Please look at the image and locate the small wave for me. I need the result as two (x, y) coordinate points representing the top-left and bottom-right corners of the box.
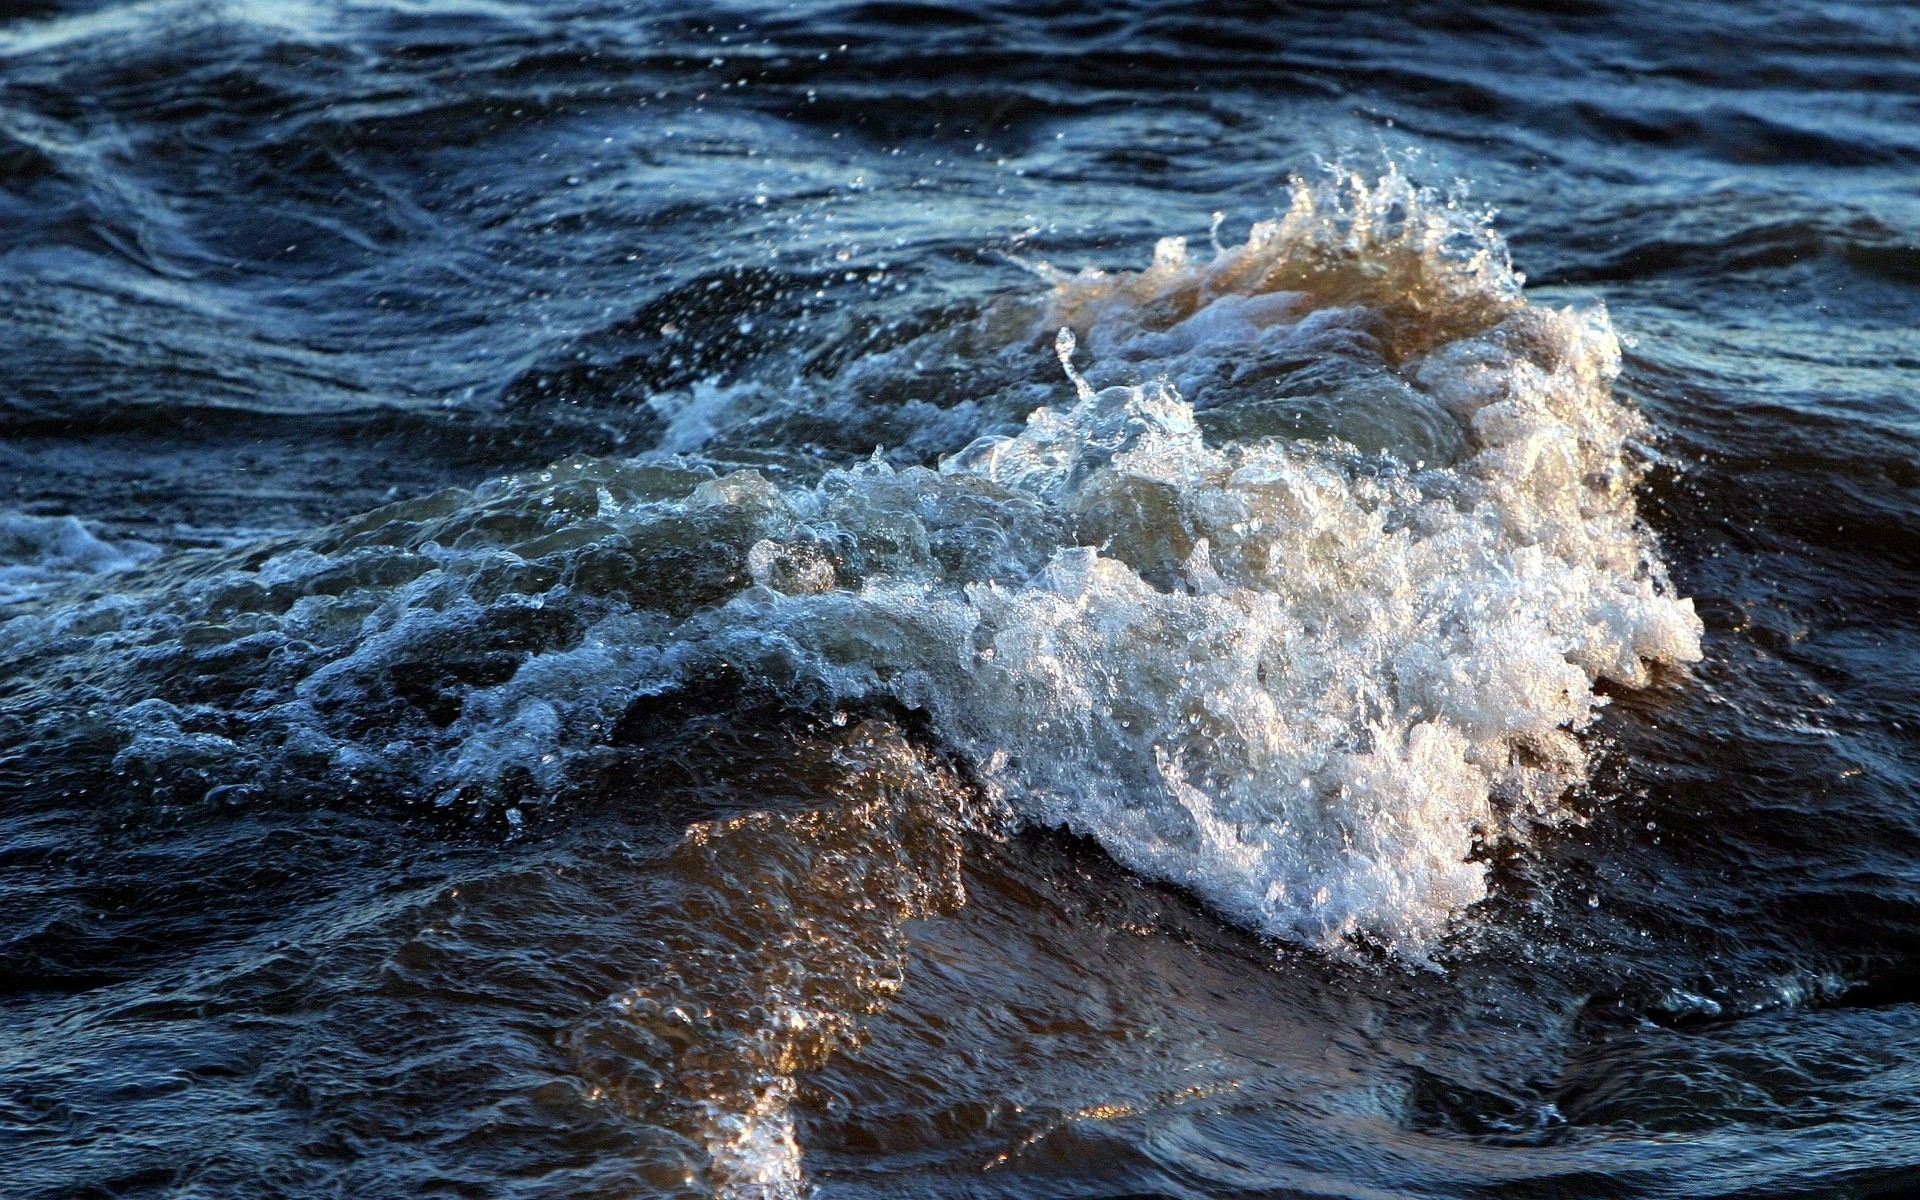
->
(0, 511), (158, 605)
(3, 168), (1700, 962)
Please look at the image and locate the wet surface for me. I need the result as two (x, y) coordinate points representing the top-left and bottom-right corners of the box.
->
(3, 2), (1919, 1197)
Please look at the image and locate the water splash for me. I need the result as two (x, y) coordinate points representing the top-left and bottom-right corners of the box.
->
(2, 168), (1701, 963)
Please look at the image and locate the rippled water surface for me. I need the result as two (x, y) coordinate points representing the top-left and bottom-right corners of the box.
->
(3, 2), (1919, 1197)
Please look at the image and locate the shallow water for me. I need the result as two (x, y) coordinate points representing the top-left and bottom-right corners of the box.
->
(3, 2), (1919, 1197)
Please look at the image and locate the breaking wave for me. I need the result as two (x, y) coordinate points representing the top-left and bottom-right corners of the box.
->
(2, 166), (1699, 960)
(0, 512), (159, 605)
(0, 164), (1710, 1198)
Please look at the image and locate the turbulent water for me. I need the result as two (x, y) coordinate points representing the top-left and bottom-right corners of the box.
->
(3, 2), (1918, 1198)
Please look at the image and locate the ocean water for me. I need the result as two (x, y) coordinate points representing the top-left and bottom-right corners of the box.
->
(2, 2), (1917, 1197)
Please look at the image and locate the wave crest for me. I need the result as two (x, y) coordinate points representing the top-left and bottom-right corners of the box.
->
(1, 168), (1701, 959)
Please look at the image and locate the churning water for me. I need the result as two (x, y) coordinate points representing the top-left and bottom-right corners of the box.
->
(2, 2), (1918, 1198)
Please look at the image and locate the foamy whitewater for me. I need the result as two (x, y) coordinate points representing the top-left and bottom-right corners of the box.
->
(649, 187), (1705, 953)
(0, 170), (1705, 1197)
(8, 5), (1916, 1199)
(2, 169), (1700, 963)
(0, 513), (158, 605)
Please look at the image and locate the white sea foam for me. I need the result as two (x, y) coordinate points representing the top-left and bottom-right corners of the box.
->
(666, 313), (1700, 953)
(0, 512), (159, 605)
(599, 169), (1705, 955)
(0, 169), (1707, 1200)
(4, 168), (1701, 960)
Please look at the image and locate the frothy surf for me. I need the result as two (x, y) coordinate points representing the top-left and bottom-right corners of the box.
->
(671, 305), (1700, 953)
(0, 166), (1702, 1195)
(0, 513), (159, 605)
(1, 167), (1701, 954)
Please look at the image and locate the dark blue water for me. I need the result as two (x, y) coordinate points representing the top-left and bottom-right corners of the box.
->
(3, 2), (1919, 1197)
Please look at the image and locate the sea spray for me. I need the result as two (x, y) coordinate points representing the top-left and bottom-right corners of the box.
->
(1, 168), (1700, 960)
(0, 167), (1711, 1200)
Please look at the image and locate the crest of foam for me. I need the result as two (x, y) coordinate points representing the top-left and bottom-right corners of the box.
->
(658, 169), (1702, 955)
(0, 513), (159, 606)
(2, 169), (1703, 961)
(694, 309), (1699, 954)
(1037, 162), (1524, 366)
